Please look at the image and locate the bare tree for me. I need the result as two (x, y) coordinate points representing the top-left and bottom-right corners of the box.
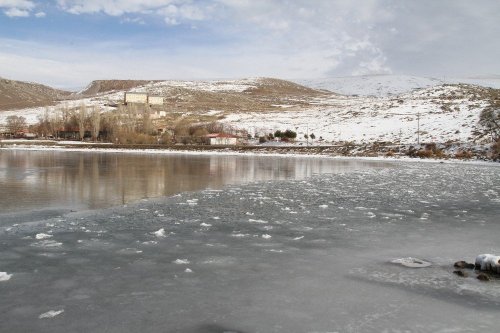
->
(479, 107), (500, 141)
(90, 105), (101, 141)
(6, 115), (27, 134)
(78, 103), (87, 140)
(141, 103), (152, 134)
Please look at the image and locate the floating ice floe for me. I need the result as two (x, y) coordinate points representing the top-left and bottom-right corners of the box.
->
(30, 240), (63, 248)
(184, 268), (193, 273)
(153, 228), (166, 238)
(39, 309), (64, 319)
(173, 259), (190, 265)
(319, 204), (328, 209)
(118, 248), (143, 254)
(200, 223), (212, 227)
(293, 236), (304, 240)
(261, 234), (272, 239)
(475, 254), (500, 273)
(0, 272), (12, 282)
(186, 199), (198, 206)
(249, 219), (267, 224)
(231, 233), (249, 238)
(391, 257), (432, 268)
(35, 233), (52, 240)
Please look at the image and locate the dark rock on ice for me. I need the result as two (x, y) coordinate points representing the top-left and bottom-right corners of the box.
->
(454, 261), (475, 269)
(477, 273), (491, 282)
(453, 270), (468, 277)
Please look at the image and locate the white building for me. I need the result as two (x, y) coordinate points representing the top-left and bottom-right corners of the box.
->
(124, 93), (164, 106)
(148, 96), (164, 106)
(206, 133), (239, 145)
(124, 92), (148, 104)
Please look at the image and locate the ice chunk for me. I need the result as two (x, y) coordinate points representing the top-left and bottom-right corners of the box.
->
(391, 257), (431, 268)
(153, 228), (166, 238)
(262, 234), (272, 239)
(35, 233), (53, 240)
(39, 309), (64, 319)
(31, 240), (63, 248)
(184, 268), (193, 273)
(475, 254), (500, 273)
(249, 219), (268, 224)
(319, 204), (328, 209)
(173, 259), (190, 265)
(0, 272), (12, 282)
(231, 233), (249, 238)
(200, 223), (212, 227)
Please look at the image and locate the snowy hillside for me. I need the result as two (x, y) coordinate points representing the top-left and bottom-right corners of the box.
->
(296, 75), (443, 97)
(1, 77), (497, 146)
(223, 83), (496, 144)
(296, 74), (500, 97)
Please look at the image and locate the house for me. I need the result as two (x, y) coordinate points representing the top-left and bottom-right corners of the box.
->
(206, 133), (239, 145)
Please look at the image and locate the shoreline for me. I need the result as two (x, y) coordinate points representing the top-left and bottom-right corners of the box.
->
(1, 140), (498, 166)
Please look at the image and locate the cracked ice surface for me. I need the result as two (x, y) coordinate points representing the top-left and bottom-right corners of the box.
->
(0, 161), (499, 332)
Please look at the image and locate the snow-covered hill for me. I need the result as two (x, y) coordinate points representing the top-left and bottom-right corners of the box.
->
(296, 74), (500, 97)
(1, 76), (498, 146)
(296, 75), (443, 97)
(224, 83), (498, 145)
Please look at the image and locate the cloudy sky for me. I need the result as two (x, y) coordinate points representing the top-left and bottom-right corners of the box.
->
(0, 0), (499, 89)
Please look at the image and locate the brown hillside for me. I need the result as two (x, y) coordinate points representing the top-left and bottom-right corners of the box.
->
(80, 80), (162, 95)
(243, 78), (327, 98)
(139, 78), (328, 113)
(0, 78), (70, 111)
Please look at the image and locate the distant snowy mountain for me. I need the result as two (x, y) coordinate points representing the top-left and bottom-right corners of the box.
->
(295, 75), (443, 97)
(295, 74), (500, 97)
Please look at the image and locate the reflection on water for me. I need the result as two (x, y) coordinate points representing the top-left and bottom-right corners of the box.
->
(0, 150), (394, 213)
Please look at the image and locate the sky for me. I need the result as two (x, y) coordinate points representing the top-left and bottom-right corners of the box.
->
(0, 0), (499, 89)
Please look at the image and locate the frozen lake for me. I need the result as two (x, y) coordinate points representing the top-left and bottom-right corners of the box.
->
(1, 150), (500, 332)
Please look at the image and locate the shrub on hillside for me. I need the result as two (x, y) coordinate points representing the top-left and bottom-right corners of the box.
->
(415, 149), (433, 158)
(492, 138), (500, 161)
(455, 150), (473, 159)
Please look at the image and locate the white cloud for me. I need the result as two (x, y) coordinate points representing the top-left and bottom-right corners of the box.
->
(4, 7), (29, 16)
(0, 0), (35, 17)
(2, 0), (499, 85)
(57, 0), (210, 26)
(34, 11), (45, 17)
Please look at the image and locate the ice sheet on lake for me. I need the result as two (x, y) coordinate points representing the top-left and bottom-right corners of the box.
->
(1, 161), (499, 332)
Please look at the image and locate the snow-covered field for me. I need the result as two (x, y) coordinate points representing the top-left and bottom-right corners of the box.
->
(224, 84), (490, 144)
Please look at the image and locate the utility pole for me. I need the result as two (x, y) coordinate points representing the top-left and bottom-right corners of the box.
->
(417, 110), (420, 145)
